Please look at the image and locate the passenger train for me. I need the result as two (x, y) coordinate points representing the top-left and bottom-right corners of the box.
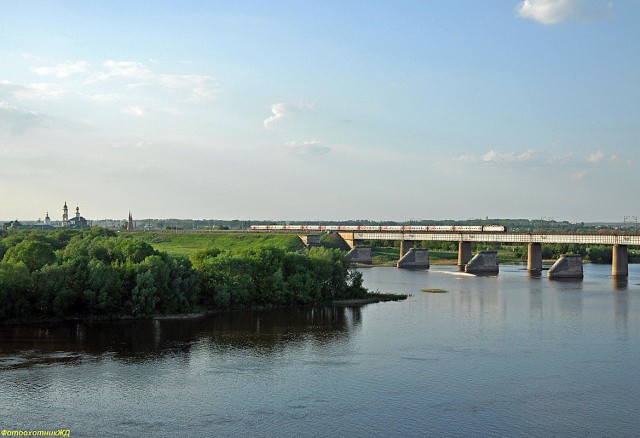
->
(249, 224), (507, 232)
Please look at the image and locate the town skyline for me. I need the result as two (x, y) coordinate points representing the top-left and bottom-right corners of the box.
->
(2, 1), (639, 222)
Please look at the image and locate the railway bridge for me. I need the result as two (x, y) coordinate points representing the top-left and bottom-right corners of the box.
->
(337, 231), (640, 278)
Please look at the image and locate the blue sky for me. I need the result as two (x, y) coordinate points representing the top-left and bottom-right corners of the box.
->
(1, 0), (638, 222)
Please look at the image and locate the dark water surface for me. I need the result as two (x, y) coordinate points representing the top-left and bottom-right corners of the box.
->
(1, 263), (639, 437)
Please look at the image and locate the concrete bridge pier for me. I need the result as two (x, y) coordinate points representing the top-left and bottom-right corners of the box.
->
(458, 241), (472, 272)
(612, 244), (628, 278)
(337, 232), (362, 249)
(400, 240), (413, 258)
(397, 248), (430, 269)
(527, 243), (542, 275)
(465, 251), (499, 275)
(548, 254), (583, 279)
(299, 234), (321, 248)
(346, 247), (372, 265)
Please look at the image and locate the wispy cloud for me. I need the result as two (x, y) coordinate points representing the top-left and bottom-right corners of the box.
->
(546, 152), (574, 164)
(263, 102), (314, 128)
(88, 60), (152, 82)
(587, 150), (605, 163)
(0, 101), (44, 133)
(121, 106), (147, 117)
(285, 140), (331, 156)
(516, 0), (614, 24)
(108, 140), (153, 150)
(18, 59), (219, 103)
(571, 170), (587, 180)
(482, 149), (537, 163)
(34, 61), (90, 78)
(12, 83), (69, 100)
(89, 60), (220, 101)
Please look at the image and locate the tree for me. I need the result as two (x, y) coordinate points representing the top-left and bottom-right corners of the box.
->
(0, 261), (32, 319)
(113, 238), (157, 264)
(3, 239), (56, 272)
(131, 270), (159, 317)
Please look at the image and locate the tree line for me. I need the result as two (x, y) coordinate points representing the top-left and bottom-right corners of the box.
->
(0, 228), (368, 322)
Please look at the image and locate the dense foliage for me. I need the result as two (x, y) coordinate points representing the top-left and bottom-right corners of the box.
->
(0, 229), (367, 322)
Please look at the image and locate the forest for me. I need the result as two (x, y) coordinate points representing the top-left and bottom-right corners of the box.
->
(0, 228), (368, 322)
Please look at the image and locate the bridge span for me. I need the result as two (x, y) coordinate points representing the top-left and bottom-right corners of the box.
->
(337, 231), (640, 278)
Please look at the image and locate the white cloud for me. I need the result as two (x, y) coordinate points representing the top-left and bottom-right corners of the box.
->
(121, 106), (147, 117)
(157, 74), (220, 101)
(546, 152), (574, 164)
(482, 149), (536, 163)
(88, 93), (123, 102)
(109, 140), (153, 149)
(0, 101), (17, 110)
(587, 150), (604, 162)
(286, 140), (331, 156)
(12, 83), (69, 100)
(0, 101), (43, 133)
(90, 60), (153, 82)
(516, 0), (614, 24)
(263, 102), (314, 128)
(87, 61), (220, 101)
(571, 170), (587, 180)
(34, 61), (90, 78)
(8, 59), (220, 109)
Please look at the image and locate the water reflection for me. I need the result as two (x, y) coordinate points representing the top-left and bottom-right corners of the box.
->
(0, 306), (362, 370)
(612, 277), (628, 290)
(613, 289), (629, 341)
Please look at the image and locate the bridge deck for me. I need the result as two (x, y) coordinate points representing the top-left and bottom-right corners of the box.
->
(351, 232), (640, 246)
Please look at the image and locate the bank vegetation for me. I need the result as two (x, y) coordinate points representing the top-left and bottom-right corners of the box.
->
(0, 229), (370, 323)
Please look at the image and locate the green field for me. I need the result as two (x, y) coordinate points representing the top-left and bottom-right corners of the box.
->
(126, 233), (537, 264)
(127, 232), (305, 256)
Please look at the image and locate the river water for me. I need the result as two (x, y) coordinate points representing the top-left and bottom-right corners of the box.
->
(1, 263), (639, 437)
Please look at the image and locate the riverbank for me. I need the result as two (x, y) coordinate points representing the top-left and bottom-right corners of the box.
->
(0, 295), (412, 326)
(332, 293), (409, 305)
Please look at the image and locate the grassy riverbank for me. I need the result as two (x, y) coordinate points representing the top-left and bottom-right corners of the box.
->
(129, 232), (305, 256)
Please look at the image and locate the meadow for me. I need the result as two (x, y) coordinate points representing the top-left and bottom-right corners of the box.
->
(128, 232), (305, 256)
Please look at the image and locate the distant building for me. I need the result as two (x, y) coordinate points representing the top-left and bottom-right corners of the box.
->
(58, 202), (87, 229)
(44, 212), (51, 226)
(127, 211), (134, 231)
(68, 206), (88, 229)
(62, 202), (69, 227)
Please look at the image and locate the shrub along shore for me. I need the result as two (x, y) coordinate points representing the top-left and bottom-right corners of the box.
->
(0, 229), (405, 324)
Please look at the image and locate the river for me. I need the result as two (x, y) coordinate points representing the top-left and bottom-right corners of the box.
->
(1, 263), (639, 437)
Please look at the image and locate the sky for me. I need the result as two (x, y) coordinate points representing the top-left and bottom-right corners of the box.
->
(1, 0), (639, 222)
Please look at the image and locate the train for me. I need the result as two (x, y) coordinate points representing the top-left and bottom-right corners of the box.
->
(249, 224), (507, 232)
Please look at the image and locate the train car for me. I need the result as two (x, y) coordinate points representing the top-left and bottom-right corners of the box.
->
(252, 223), (508, 233)
(428, 225), (455, 232)
(403, 225), (430, 231)
(482, 225), (507, 232)
(453, 225), (483, 232)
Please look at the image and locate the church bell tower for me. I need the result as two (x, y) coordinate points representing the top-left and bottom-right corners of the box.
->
(62, 202), (69, 226)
